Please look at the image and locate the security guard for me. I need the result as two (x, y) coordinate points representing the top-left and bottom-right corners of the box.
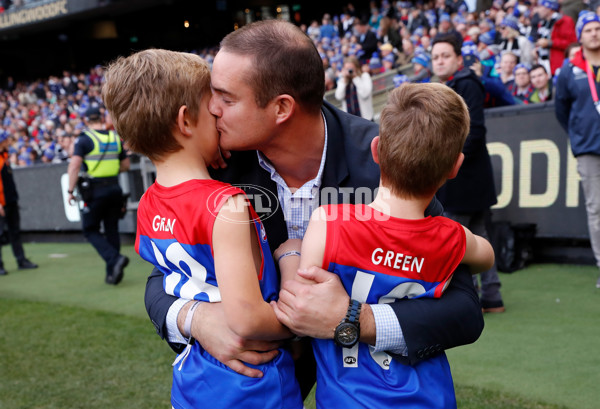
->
(67, 106), (130, 285)
(0, 131), (38, 276)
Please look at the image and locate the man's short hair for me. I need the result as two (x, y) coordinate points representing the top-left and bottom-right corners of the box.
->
(530, 63), (547, 74)
(378, 83), (469, 198)
(220, 20), (325, 115)
(102, 49), (211, 162)
(432, 33), (463, 56)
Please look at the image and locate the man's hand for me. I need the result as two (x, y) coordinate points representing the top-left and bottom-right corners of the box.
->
(68, 193), (76, 206)
(273, 266), (350, 339)
(189, 302), (281, 378)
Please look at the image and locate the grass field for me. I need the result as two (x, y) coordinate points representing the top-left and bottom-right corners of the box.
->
(1, 242), (599, 408)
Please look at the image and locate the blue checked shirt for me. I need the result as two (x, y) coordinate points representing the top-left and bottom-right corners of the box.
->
(167, 115), (406, 355)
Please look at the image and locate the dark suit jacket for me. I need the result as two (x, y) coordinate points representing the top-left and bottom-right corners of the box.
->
(359, 30), (378, 62)
(437, 68), (497, 213)
(144, 101), (484, 368)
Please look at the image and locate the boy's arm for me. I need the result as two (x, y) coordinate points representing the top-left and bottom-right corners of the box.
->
(273, 239), (302, 285)
(298, 207), (327, 271)
(213, 194), (291, 340)
(461, 226), (495, 274)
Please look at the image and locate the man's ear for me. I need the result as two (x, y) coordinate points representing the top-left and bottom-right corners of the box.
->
(370, 136), (380, 164)
(273, 94), (295, 125)
(448, 152), (464, 179)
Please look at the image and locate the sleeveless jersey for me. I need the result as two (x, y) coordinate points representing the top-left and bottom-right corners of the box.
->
(313, 204), (466, 409)
(136, 179), (302, 409)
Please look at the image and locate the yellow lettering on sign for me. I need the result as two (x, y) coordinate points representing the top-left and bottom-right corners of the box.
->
(519, 139), (560, 208)
(489, 142), (513, 210)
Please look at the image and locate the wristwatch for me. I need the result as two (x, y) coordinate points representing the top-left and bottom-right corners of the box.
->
(334, 299), (361, 348)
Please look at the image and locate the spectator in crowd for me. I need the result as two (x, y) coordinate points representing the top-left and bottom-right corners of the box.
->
(354, 17), (379, 62)
(499, 14), (534, 65)
(0, 132), (38, 276)
(378, 15), (403, 50)
(379, 42), (398, 70)
(407, 6), (431, 35)
(335, 56), (374, 121)
(463, 42), (517, 107)
(144, 19), (484, 401)
(397, 37), (416, 66)
(510, 63), (535, 103)
(432, 33), (505, 314)
(528, 63), (553, 102)
(533, 0), (577, 76)
(394, 52), (432, 86)
(319, 13), (337, 40)
(306, 19), (321, 41)
(338, 12), (355, 36)
(67, 106), (130, 285)
(499, 51), (518, 89)
(555, 11), (600, 288)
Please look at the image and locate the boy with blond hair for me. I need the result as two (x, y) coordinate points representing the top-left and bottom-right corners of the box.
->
(102, 49), (302, 409)
(276, 82), (494, 408)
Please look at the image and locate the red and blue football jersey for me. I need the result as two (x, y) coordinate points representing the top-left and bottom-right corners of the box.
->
(136, 179), (302, 409)
(313, 203), (466, 409)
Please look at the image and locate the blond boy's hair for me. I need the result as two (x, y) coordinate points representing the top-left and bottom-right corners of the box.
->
(378, 82), (470, 198)
(102, 49), (211, 161)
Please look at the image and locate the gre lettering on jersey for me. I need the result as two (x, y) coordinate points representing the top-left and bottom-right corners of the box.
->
(151, 240), (221, 301)
(153, 215), (176, 235)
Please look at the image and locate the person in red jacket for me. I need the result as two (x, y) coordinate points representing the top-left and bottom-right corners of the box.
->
(534, 0), (577, 76)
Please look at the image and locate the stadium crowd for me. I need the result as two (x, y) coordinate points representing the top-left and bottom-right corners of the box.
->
(0, 0), (597, 168)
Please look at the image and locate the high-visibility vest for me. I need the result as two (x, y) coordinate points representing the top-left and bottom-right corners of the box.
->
(83, 129), (122, 178)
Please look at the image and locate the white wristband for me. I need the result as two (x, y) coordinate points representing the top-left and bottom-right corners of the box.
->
(277, 251), (301, 263)
(184, 301), (200, 341)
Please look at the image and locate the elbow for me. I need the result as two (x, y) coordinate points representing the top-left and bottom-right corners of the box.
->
(225, 304), (267, 339)
(461, 296), (485, 345)
(228, 317), (261, 339)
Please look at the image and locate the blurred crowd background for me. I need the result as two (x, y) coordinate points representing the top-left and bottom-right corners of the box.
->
(0, 0), (595, 167)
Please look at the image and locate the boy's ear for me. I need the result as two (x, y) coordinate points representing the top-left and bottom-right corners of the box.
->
(176, 105), (192, 137)
(370, 136), (380, 164)
(447, 152), (464, 179)
(273, 94), (295, 125)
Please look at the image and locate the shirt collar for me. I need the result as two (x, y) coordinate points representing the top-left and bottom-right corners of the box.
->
(257, 112), (328, 192)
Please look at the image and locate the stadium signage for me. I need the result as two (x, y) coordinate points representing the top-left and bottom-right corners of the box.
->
(485, 103), (587, 239)
(0, 0), (68, 29)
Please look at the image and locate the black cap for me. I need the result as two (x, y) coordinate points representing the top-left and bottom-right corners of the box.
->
(85, 106), (102, 120)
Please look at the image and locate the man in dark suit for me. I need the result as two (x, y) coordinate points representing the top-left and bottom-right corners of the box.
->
(354, 17), (379, 63)
(144, 20), (484, 398)
(432, 33), (505, 313)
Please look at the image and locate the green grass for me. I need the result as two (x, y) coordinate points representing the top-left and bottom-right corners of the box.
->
(1, 242), (599, 408)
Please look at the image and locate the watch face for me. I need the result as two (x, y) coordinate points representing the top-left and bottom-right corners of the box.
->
(335, 322), (359, 348)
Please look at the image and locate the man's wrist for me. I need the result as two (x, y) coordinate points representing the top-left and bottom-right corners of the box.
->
(370, 303), (407, 355)
(167, 298), (191, 344)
